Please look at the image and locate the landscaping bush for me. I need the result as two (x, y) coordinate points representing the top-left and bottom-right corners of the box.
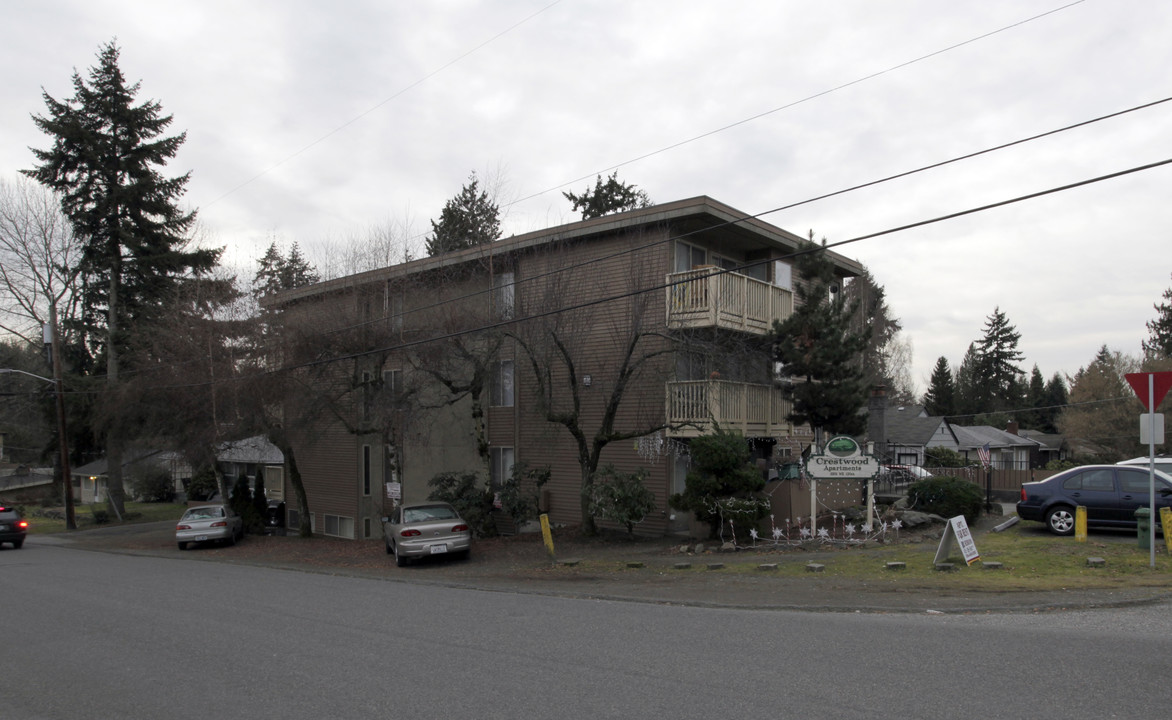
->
(427, 464), (551, 537)
(186, 468), (219, 501)
(589, 465), (657, 536)
(229, 475), (264, 534)
(669, 428), (766, 539)
(924, 447), (968, 468)
(907, 475), (983, 524)
(130, 466), (176, 503)
(428, 471), (494, 536)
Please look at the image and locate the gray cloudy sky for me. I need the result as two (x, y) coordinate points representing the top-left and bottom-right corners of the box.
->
(2, 0), (1170, 394)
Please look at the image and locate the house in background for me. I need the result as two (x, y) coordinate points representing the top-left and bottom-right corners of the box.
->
(951, 424), (1037, 470)
(217, 435), (285, 504)
(267, 196), (864, 538)
(72, 450), (193, 504)
(864, 393), (957, 467)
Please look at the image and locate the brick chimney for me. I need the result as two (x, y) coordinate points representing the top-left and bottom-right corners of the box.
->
(868, 385), (887, 460)
(1006, 420), (1019, 436)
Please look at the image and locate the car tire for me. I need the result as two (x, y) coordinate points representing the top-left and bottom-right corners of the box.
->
(12, 538), (23, 549)
(177, 542), (187, 551)
(225, 532), (236, 547)
(394, 542), (409, 567)
(1046, 506), (1076, 536)
(385, 541), (392, 555)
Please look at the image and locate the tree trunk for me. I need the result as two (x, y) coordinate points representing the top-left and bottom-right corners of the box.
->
(104, 258), (127, 518)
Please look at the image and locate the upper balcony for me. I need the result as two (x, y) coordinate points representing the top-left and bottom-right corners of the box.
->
(665, 379), (793, 439)
(665, 267), (793, 336)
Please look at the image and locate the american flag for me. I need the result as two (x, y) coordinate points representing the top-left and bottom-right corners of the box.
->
(977, 443), (991, 469)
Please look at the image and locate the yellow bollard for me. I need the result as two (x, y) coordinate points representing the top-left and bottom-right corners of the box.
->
(1161, 507), (1172, 555)
(1075, 506), (1087, 543)
(539, 513), (556, 558)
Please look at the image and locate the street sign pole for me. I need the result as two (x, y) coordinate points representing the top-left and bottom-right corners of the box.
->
(1148, 375), (1156, 569)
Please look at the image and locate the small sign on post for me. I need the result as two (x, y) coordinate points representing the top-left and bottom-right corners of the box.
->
(934, 515), (980, 566)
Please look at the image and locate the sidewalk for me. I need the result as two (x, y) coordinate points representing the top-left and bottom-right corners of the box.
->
(38, 519), (1171, 614)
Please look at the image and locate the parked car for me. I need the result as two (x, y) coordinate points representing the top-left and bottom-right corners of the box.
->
(1117, 455), (1172, 477)
(383, 502), (471, 567)
(876, 464), (932, 486)
(176, 504), (244, 550)
(1016, 464), (1172, 535)
(0, 504), (29, 549)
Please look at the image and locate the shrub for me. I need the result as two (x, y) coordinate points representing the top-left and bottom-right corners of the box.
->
(130, 466), (176, 503)
(589, 465), (657, 536)
(186, 468), (219, 501)
(924, 447), (968, 468)
(229, 475), (264, 534)
(669, 429), (765, 538)
(496, 462), (550, 527)
(907, 475), (984, 524)
(90, 505), (110, 524)
(428, 471), (494, 536)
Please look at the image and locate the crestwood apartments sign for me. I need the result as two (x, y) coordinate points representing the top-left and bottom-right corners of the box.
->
(805, 436), (880, 480)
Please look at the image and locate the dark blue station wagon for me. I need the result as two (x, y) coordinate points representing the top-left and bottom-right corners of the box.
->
(1016, 464), (1172, 535)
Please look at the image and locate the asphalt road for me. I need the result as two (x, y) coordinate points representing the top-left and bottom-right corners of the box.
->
(3, 539), (1171, 719)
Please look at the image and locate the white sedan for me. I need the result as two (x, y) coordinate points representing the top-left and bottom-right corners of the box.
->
(176, 505), (244, 550)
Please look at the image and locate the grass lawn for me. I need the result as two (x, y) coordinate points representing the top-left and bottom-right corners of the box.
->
(24, 502), (187, 534)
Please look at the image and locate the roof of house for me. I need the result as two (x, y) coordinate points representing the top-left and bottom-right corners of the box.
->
(1017, 429), (1064, 451)
(266, 195), (867, 305)
(951, 425), (1039, 451)
(881, 405), (950, 446)
(217, 435), (283, 465)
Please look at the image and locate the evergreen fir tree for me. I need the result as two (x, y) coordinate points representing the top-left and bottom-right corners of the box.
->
(771, 236), (870, 436)
(1143, 274), (1172, 359)
(24, 40), (218, 516)
(562, 172), (651, 220)
(976, 306), (1025, 410)
(426, 172), (501, 256)
(923, 356), (956, 417)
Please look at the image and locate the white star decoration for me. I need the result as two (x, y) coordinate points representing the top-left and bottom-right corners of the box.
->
(800, 527), (812, 539)
(817, 527), (830, 539)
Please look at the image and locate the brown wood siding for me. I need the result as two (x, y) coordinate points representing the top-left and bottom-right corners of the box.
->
(512, 227), (674, 534)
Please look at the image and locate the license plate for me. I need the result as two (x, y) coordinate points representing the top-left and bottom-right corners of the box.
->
(0, 524), (7, 532)
(429, 544), (447, 554)
(195, 535), (208, 542)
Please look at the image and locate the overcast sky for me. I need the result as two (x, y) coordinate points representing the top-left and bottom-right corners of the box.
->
(2, 0), (1170, 395)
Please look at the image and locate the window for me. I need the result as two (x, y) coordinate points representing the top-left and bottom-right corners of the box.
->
(773, 260), (793, 291)
(264, 466), (284, 501)
(363, 517), (372, 539)
(675, 241), (706, 273)
(494, 271), (515, 319)
(288, 508), (300, 529)
(362, 371), (372, 421)
(492, 359), (514, 407)
(1063, 469), (1114, 492)
(323, 514), (355, 539)
(490, 447), (515, 489)
(362, 444), (371, 496)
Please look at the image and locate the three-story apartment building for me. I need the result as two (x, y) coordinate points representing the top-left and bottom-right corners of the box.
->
(267, 196), (863, 538)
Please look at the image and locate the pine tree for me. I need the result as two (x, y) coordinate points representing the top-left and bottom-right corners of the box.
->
(425, 172), (501, 256)
(253, 240), (319, 300)
(24, 41), (218, 516)
(923, 356), (956, 417)
(844, 267), (904, 397)
(1143, 274), (1172, 359)
(954, 343), (983, 418)
(976, 306), (1025, 410)
(562, 172), (651, 220)
(772, 236), (870, 436)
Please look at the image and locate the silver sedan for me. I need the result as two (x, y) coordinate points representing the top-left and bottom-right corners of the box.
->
(383, 502), (471, 567)
(176, 505), (244, 550)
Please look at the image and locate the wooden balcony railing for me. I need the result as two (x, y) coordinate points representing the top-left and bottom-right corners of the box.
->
(666, 268), (793, 335)
(665, 380), (792, 438)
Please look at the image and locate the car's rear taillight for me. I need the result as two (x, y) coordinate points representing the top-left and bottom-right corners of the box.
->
(176, 524), (191, 530)
(1020, 487), (1027, 501)
(17, 520), (28, 530)
(211, 521), (227, 528)
(400, 529), (422, 537)
(452, 524), (469, 532)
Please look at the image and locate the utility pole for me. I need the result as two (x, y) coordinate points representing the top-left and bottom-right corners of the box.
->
(47, 307), (76, 529)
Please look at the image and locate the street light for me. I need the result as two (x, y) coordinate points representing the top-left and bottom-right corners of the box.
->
(0, 367), (75, 529)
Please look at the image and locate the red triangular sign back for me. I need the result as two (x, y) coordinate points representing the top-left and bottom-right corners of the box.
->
(1125, 372), (1172, 411)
